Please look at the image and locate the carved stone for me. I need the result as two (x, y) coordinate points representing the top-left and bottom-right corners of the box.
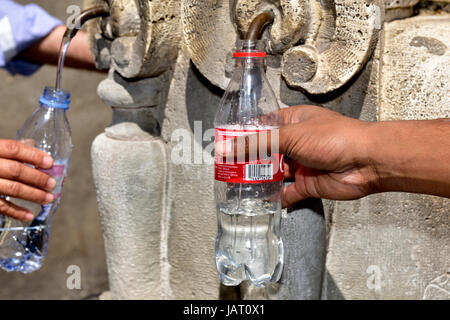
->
(183, 0), (384, 94)
(86, 0), (450, 300)
(91, 123), (169, 299)
(233, 0), (308, 53)
(86, 0), (182, 78)
(182, 0), (237, 89)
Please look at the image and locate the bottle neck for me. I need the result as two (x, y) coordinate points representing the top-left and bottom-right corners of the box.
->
(234, 57), (265, 69)
(37, 105), (68, 126)
(40, 86), (70, 111)
(40, 104), (67, 114)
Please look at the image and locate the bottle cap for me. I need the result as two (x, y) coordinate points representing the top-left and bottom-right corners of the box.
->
(233, 40), (266, 58)
(233, 51), (266, 58)
(39, 86), (71, 110)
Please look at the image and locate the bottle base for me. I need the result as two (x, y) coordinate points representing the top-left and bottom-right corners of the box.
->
(216, 251), (283, 288)
(219, 272), (273, 288)
(0, 254), (43, 273)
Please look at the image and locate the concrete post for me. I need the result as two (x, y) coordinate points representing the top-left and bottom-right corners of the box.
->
(91, 71), (173, 299)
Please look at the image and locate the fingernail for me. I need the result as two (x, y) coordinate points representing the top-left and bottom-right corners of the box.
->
(47, 178), (56, 190)
(45, 193), (54, 203)
(42, 155), (53, 168)
(24, 213), (34, 221)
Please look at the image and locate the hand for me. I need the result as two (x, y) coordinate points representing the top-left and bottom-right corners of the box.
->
(216, 105), (450, 208)
(216, 105), (378, 207)
(0, 140), (56, 221)
(273, 106), (379, 207)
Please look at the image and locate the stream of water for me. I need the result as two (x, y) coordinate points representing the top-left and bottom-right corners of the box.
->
(55, 33), (72, 91)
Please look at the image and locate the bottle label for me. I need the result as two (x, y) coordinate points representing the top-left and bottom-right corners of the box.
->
(40, 161), (68, 200)
(215, 128), (284, 183)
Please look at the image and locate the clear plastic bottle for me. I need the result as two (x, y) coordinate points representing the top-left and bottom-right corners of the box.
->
(0, 87), (73, 273)
(214, 40), (284, 287)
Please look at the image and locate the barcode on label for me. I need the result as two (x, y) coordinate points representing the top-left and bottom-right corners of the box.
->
(245, 164), (273, 181)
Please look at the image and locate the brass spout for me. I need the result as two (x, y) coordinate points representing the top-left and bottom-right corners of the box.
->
(64, 5), (110, 40)
(244, 11), (275, 41)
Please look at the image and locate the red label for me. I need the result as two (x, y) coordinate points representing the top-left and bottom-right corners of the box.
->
(215, 128), (284, 183)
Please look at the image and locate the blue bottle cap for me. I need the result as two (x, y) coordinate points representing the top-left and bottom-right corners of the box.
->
(39, 86), (71, 110)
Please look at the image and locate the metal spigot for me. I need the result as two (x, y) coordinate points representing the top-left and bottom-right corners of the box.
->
(64, 4), (110, 40)
(244, 11), (275, 41)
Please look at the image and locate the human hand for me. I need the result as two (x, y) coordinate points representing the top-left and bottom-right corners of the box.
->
(216, 105), (450, 207)
(0, 140), (55, 221)
(216, 105), (379, 207)
(273, 106), (380, 207)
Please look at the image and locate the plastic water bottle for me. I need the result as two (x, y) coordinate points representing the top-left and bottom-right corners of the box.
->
(214, 40), (284, 287)
(0, 87), (73, 273)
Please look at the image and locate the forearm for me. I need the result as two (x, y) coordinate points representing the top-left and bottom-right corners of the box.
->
(17, 25), (97, 71)
(367, 119), (450, 197)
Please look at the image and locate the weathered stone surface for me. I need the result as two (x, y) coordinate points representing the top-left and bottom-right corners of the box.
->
(379, 15), (450, 120)
(107, 0), (140, 37)
(384, 0), (419, 9)
(322, 14), (450, 300)
(383, 0), (418, 21)
(159, 50), (222, 299)
(88, 0), (450, 301)
(423, 273), (450, 300)
(281, 45), (318, 83)
(183, 0), (383, 95)
(85, 0), (112, 70)
(282, 0), (384, 94)
(323, 193), (449, 299)
(97, 69), (161, 107)
(91, 127), (169, 299)
(182, 0), (237, 89)
(87, 0), (182, 78)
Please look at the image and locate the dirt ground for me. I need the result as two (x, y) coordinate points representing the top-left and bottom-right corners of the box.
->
(0, 0), (110, 299)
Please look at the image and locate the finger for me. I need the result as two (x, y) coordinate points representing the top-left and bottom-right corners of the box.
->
(0, 179), (54, 205)
(258, 105), (320, 126)
(278, 105), (342, 125)
(215, 106), (342, 161)
(0, 159), (56, 191)
(0, 140), (53, 169)
(19, 139), (36, 147)
(0, 197), (34, 221)
(283, 157), (295, 180)
(216, 128), (281, 162)
(216, 124), (301, 163)
(282, 182), (307, 208)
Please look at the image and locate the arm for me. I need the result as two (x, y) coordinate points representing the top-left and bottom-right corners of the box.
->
(216, 105), (450, 207)
(17, 25), (96, 71)
(367, 118), (450, 198)
(0, 1), (97, 75)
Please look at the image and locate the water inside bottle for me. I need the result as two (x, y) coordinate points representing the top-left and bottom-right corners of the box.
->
(0, 202), (50, 273)
(0, 161), (67, 272)
(215, 197), (284, 287)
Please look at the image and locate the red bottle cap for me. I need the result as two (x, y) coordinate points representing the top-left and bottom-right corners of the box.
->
(233, 51), (266, 58)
